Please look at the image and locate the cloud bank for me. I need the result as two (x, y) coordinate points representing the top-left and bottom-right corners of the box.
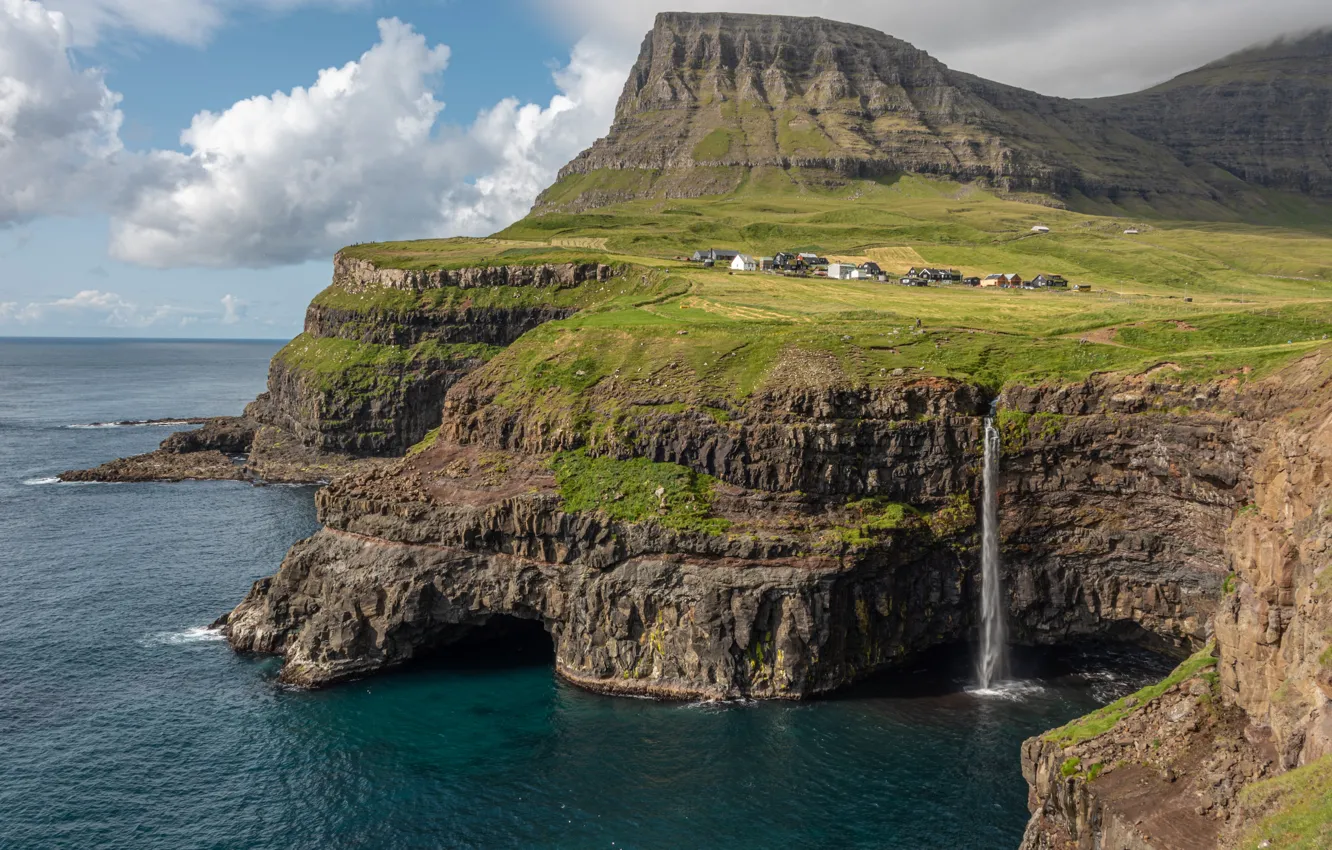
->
(0, 0), (628, 268)
(0, 287), (211, 327)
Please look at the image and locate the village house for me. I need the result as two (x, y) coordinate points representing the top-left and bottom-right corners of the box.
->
(858, 261), (882, 278)
(962, 276), (982, 286)
(760, 257), (775, 271)
(1030, 274), (1069, 288)
(692, 248), (740, 263)
(982, 273), (1023, 288)
(730, 254), (759, 272)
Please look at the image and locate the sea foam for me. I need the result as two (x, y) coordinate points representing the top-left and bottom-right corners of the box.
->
(146, 626), (227, 646)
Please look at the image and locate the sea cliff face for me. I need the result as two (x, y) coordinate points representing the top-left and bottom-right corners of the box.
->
(188, 244), (1332, 845)
(61, 254), (621, 483)
(1017, 356), (1332, 849)
(219, 343), (1265, 698)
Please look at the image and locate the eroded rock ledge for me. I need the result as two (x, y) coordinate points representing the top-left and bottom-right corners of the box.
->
(218, 363), (1273, 698)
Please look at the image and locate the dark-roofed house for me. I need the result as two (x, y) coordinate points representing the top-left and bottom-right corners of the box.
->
(1031, 274), (1069, 288)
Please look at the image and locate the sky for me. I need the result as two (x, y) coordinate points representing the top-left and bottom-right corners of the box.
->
(1, 0), (1329, 339)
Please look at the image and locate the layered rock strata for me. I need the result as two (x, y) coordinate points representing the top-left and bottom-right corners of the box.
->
(1019, 354), (1332, 848)
(220, 363), (1269, 696)
(63, 256), (615, 483)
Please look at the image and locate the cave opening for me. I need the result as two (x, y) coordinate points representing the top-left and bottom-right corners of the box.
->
(417, 614), (556, 671)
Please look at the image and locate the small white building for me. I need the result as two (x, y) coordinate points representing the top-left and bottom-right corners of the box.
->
(1031, 225), (1050, 233)
(1124, 228), (1140, 235)
(730, 254), (758, 272)
(827, 263), (856, 280)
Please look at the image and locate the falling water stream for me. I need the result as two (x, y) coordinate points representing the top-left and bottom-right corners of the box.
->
(977, 416), (1009, 689)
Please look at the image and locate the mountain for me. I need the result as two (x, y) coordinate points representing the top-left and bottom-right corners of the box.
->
(538, 12), (1332, 220)
(1087, 29), (1332, 196)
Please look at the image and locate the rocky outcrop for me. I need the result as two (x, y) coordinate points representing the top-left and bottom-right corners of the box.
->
(1018, 355), (1332, 849)
(1019, 649), (1278, 850)
(246, 344), (487, 457)
(220, 438), (974, 695)
(242, 255), (621, 459)
(331, 254), (614, 293)
(59, 416), (387, 484)
(60, 256), (624, 484)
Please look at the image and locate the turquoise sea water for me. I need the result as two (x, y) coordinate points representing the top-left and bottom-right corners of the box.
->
(0, 339), (1173, 849)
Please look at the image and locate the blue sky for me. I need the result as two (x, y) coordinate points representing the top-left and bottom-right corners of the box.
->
(1, 0), (1328, 339)
(1, 0), (589, 339)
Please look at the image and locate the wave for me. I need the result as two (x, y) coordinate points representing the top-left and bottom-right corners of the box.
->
(68, 418), (208, 429)
(965, 680), (1048, 701)
(23, 477), (61, 486)
(144, 626), (227, 646)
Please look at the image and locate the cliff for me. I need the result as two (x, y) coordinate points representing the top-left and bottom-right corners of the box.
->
(218, 355), (1267, 696)
(1018, 354), (1332, 849)
(61, 253), (622, 484)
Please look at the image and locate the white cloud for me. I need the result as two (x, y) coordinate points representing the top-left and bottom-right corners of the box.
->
(434, 37), (627, 235)
(535, 0), (1332, 98)
(43, 0), (363, 47)
(220, 293), (246, 324)
(107, 17), (628, 268)
(0, 0), (123, 223)
(0, 288), (210, 326)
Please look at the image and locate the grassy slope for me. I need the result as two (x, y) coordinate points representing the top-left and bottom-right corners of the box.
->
(322, 175), (1332, 420)
(1239, 755), (1332, 849)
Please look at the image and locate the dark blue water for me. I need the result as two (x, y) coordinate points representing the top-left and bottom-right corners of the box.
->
(0, 338), (1173, 850)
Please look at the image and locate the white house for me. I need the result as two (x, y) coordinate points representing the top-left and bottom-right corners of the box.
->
(827, 263), (856, 280)
(730, 254), (758, 272)
(1124, 228), (1140, 235)
(1031, 225), (1050, 233)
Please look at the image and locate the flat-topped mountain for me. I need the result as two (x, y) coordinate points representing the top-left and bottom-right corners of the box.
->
(540, 12), (1332, 219)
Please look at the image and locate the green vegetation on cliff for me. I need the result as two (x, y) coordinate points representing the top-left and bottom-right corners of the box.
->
(1239, 754), (1332, 849)
(315, 169), (1332, 461)
(551, 449), (730, 534)
(1044, 643), (1218, 746)
(339, 238), (618, 271)
(275, 335), (502, 392)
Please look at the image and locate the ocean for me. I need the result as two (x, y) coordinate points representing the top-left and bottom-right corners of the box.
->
(0, 338), (1172, 849)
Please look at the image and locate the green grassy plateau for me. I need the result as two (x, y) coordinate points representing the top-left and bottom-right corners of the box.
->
(332, 174), (1332, 406)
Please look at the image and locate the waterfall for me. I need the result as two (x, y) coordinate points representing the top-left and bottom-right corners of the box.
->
(977, 416), (1008, 689)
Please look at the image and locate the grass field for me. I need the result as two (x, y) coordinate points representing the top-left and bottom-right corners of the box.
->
(332, 172), (1332, 399)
